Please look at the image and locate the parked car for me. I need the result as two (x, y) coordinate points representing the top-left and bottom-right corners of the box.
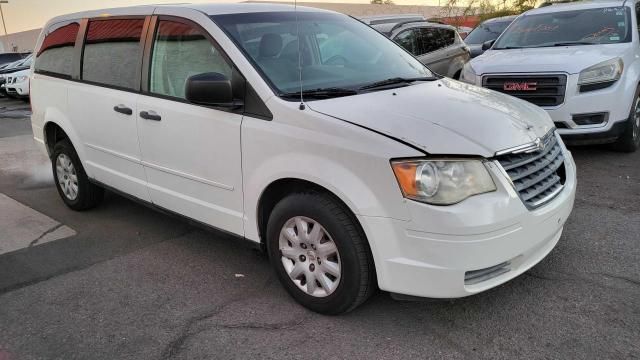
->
(31, 3), (576, 314)
(5, 68), (30, 100)
(0, 54), (33, 97)
(464, 15), (517, 58)
(370, 20), (470, 78)
(462, 0), (640, 152)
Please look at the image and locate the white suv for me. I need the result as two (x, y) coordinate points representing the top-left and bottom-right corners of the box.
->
(462, 0), (640, 152)
(30, 3), (576, 313)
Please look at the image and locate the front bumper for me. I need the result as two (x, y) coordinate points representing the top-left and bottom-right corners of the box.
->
(359, 148), (577, 298)
(6, 81), (29, 98)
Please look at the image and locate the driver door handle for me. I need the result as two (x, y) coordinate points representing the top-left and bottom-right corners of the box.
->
(140, 110), (161, 121)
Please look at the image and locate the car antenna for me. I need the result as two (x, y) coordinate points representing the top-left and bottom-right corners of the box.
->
(294, 0), (305, 110)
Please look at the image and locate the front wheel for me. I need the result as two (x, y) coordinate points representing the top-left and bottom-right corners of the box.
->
(266, 192), (376, 314)
(612, 90), (640, 152)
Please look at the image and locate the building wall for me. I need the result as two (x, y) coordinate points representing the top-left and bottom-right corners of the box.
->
(0, 28), (40, 53)
(0, 2), (457, 54)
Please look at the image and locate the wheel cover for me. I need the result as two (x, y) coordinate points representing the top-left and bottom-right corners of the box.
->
(279, 216), (341, 298)
(56, 153), (79, 201)
(633, 97), (640, 144)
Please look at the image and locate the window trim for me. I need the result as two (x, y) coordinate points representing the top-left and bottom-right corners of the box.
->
(79, 15), (150, 93)
(140, 15), (251, 116)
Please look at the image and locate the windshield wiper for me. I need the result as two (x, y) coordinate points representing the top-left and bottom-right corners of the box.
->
(550, 41), (594, 47)
(280, 87), (358, 100)
(359, 76), (437, 91)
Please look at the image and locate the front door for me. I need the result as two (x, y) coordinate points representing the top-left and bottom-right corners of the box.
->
(136, 17), (245, 234)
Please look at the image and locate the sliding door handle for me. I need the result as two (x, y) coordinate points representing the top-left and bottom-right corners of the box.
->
(113, 104), (133, 115)
(140, 110), (161, 121)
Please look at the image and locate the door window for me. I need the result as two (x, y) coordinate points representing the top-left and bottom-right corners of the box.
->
(149, 19), (233, 100)
(35, 21), (80, 77)
(394, 29), (422, 55)
(82, 18), (145, 90)
(419, 28), (455, 54)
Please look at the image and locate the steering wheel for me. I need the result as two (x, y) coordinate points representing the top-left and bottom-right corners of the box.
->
(325, 55), (349, 66)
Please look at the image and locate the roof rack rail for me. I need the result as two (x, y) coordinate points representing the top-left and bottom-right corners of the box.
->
(389, 19), (429, 33)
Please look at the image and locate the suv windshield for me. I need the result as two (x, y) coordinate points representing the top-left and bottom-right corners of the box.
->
(465, 20), (512, 44)
(212, 12), (433, 97)
(494, 6), (631, 49)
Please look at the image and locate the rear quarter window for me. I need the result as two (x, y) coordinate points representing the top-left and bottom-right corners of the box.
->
(35, 21), (80, 77)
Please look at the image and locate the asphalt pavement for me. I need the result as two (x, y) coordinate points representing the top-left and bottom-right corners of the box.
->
(0, 97), (638, 359)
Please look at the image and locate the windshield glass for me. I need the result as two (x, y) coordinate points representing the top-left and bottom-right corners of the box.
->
(465, 20), (512, 44)
(212, 11), (433, 96)
(494, 7), (631, 49)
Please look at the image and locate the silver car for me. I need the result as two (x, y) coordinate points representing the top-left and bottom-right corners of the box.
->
(369, 20), (470, 79)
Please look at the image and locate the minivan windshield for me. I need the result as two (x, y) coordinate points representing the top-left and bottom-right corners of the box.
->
(464, 20), (512, 45)
(494, 7), (631, 49)
(212, 11), (434, 97)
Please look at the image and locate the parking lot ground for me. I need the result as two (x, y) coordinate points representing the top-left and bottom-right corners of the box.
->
(0, 97), (638, 359)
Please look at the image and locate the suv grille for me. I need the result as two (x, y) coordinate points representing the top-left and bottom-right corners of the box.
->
(483, 74), (567, 107)
(496, 132), (566, 209)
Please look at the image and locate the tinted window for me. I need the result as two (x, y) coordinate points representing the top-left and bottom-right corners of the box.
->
(395, 29), (421, 55)
(150, 20), (232, 99)
(82, 19), (145, 89)
(420, 28), (455, 53)
(495, 7), (631, 49)
(35, 21), (79, 76)
(464, 20), (511, 44)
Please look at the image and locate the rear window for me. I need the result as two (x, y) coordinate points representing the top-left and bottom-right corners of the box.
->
(82, 18), (145, 90)
(35, 21), (80, 77)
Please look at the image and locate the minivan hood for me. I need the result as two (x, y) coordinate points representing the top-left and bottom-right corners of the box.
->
(471, 44), (628, 74)
(308, 79), (554, 157)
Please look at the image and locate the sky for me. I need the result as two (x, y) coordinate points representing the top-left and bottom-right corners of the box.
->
(3, 0), (441, 34)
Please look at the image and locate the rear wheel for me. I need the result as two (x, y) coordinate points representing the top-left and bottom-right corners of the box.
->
(612, 90), (640, 152)
(52, 139), (104, 210)
(266, 192), (376, 314)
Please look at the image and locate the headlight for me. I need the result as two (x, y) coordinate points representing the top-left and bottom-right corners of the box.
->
(391, 159), (496, 205)
(16, 75), (28, 82)
(460, 63), (477, 84)
(578, 58), (623, 85)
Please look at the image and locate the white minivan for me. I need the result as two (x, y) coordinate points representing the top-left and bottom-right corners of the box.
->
(462, 0), (640, 152)
(30, 3), (576, 314)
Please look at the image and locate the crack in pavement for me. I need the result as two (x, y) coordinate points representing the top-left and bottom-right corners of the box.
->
(158, 275), (308, 360)
(28, 223), (64, 247)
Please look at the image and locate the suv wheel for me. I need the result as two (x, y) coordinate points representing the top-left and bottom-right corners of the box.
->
(266, 192), (376, 314)
(52, 139), (104, 210)
(613, 90), (640, 152)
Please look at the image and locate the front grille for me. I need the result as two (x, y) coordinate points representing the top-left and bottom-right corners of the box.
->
(483, 74), (567, 107)
(496, 132), (566, 209)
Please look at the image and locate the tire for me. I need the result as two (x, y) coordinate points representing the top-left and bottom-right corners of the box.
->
(51, 139), (104, 210)
(266, 192), (376, 314)
(612, 89), (640, 153)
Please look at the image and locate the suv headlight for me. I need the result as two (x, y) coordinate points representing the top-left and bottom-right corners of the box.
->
(16, 75), (28, 82)
(460, 63), (477, 84)
(578, 58), (623, 85)
(391, 159), (496, 205)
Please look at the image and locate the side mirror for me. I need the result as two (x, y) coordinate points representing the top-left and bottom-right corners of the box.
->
(482, 39), (495, 51)
(185, 72), (241, 108)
